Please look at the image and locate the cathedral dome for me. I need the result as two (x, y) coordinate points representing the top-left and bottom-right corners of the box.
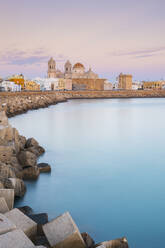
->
(73, 63), (85, 69)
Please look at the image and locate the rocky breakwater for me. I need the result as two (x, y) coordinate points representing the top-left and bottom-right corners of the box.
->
(0, 110), (50, 198)
(0, 207), (130, 248)
(0, 92), (66, 117)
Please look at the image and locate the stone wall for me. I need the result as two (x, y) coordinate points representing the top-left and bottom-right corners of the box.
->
(59, 89), (165, 99)
(72, 79), (105, 90)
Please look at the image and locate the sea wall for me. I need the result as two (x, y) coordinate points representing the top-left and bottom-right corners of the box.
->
(0, 91), (66, 117)
(1, 90), (165, 117)
(60, 89), (165, 98)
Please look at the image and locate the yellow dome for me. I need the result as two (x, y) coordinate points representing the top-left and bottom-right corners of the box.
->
(73, 63), (85, 69)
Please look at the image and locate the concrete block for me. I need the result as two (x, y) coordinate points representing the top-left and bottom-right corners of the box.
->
(43, 212), (86, 248)
(0, 213), (16, 235)
(0, 229), (35, 248)
(5, 208), (37, 238)
(0, 189), (14, 210)
(0, 197), (9, 213)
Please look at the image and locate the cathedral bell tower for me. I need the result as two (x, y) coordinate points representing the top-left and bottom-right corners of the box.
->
(64, 60), (72, 78)
(48, 57), (56, 78)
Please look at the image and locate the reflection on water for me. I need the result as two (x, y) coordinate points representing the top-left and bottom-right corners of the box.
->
(10, 98), (165, 248)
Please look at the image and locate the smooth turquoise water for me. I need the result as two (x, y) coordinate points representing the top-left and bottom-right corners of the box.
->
(10, 99), (165, 248)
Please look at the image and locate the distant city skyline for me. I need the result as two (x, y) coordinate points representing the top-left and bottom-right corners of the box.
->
(0, 0), (165, 81)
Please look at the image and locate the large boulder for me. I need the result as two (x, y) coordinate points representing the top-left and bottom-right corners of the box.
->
(8, 178), (26, 197)
(37, 163), (51, 173)
(26, 146), (45, 157)
(25, 138), (45, 157)
(18, 151), (37, 167)
(25, 138), (39, 148)
(23, 166), (40, 180)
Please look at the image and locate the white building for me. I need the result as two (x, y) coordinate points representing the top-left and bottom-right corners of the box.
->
(132, 81), (142, 90)
(33, 78), (52, 91)
(0, 81), (21, 92)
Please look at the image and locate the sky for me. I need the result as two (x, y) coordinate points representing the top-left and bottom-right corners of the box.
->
(0, 0), (165, 81)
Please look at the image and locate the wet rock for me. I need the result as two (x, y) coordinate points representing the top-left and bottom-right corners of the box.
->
(18, 206), (33, 215)
(25, 138), (39, 148)
(95, 237), (129, 248)
(26, 146), (45, 157)
(28, 213), (48, 235)
(18, 151), (37, 167)
(33, 235), (50, 247)
(36, 146), (45, 156)
(81, 232), (95, 248)
(23, 166), (40, 180)
(37, 163), (51, 173)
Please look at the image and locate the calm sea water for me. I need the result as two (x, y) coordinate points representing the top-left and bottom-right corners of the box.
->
(9, 98), (165, 248)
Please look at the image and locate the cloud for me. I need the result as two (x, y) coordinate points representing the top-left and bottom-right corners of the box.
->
(109, 46), (165, 58)
(0, 48), (66, 66)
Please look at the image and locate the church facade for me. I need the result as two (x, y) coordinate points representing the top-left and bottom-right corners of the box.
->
(48, 58), (99, 80)
(47, 57), (105, 90)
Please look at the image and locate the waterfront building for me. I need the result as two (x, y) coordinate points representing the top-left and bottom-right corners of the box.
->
(33, 77), (72, 91)
(132, 81), (142, 90)
(104, 80), (113, 90)
(25, 80), (40, 91)
(8, 74), (25, 90)
(118, 73), (133, 90)
(33, 78), (52, 91)
(143, 81), (163, 90)
(0, 81), (21, 92)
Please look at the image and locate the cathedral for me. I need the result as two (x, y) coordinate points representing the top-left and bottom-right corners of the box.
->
(47, 58), (99, 79)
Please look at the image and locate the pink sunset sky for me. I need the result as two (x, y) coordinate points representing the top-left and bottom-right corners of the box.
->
(0, 0), (165, 81)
